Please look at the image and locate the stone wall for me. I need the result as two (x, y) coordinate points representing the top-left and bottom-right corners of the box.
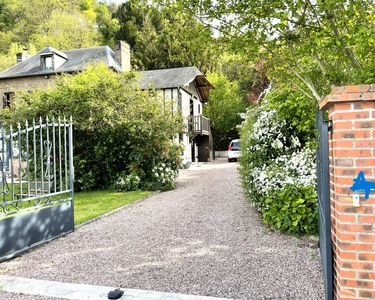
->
(0, 75), (57, 107)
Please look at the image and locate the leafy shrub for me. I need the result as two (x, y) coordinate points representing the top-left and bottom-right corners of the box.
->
(5, 64), (184, 191)
(262, 185), (318, 235)
(239, 88), (318, 235)
(265, 87), (317, 145)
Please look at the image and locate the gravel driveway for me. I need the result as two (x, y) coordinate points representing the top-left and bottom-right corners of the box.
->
(0, 159), (324, 299)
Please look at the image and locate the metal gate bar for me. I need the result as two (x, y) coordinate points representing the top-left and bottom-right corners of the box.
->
(317, 110), (333, 300)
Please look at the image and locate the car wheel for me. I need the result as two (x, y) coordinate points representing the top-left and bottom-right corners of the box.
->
(228, 158), (232, 162)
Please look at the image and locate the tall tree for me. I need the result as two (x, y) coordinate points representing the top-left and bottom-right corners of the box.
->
(113, 0), (163, 49)
(218, 54), (270, 103)
(11, 0), (84, 45)
(30, 12), (100, 50)
(95, 2), (120, 48)
(114, 0), (221, 72)
(157, 9), (220, 72)
(0, 0), (20, 52)
(170, 0), (375, 101)
(204, 72), (247, 150)
(132, 13), (163, 69)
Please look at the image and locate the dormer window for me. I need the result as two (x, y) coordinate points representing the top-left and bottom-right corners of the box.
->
(42, 55), (54, 70)
(39, 48), (68, 72)
(40, 47), (68, 71)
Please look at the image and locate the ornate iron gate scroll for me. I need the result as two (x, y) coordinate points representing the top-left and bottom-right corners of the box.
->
(0, 116), (74, 262)
(317, 110), (333, 300)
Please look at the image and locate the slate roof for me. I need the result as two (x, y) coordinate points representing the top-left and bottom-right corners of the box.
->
(0, 46), (122, 79)
(138, 66), (213, 101)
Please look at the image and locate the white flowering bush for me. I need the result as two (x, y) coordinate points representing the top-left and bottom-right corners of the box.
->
(250, 144), (317, 196)
(145, 162), (179, 191)
(114, 172), (141, 191)
(239, 89), (318, 235)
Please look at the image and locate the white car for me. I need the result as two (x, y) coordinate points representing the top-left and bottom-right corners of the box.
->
(228, 139), (240, 162)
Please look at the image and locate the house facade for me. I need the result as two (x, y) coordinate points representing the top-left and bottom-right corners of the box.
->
(0, 41), (213, 164)
(139, 67), (214, 164)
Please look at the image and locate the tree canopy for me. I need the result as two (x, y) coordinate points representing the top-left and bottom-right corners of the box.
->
(170, 0), (374, 101)
(114, 0), (221, 72)
(204, 72), (247, 150)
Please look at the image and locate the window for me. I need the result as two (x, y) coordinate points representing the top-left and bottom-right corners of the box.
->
(42, 55), (53, 70)
(230, 141), (240, 150)
(198, 104), (201, 114)
(3, 92), (14, 109)
(171, 89), (174, 111)
(177, 89), (182, 111)
(45, 56), (53, 69)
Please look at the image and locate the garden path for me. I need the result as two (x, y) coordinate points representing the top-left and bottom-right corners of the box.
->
(0, 159), (324, 299)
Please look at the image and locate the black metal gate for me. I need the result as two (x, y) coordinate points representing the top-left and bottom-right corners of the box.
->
(317, 110), (333, 300)
(0, 116), (74, 262)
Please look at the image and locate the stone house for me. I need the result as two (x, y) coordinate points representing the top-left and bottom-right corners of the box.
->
(0, 41), (213, 163)
(0, 41), (130, 108)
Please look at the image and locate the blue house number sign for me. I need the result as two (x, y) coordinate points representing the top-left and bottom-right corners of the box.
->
(350, 171), (374, 200)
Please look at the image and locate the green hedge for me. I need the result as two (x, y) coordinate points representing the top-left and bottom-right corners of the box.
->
(3, 64), (183, 191)
(239, 88), (319, 235)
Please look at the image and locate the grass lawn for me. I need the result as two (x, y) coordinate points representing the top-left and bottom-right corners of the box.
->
(74, 190), (152, 225)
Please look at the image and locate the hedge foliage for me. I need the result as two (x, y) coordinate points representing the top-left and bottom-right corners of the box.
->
(4, 64), (183, 191)
(239, 88), (319, 235)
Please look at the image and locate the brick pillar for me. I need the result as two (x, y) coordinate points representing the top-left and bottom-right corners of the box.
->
(320, 84), (375, 299)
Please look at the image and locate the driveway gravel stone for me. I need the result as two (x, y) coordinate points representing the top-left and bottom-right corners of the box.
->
(0, 159), (325, 299)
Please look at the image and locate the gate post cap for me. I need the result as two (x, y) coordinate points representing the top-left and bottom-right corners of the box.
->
(320, 84), (375, 110)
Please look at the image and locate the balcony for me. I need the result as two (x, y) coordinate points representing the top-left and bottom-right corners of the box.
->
(191, 115), (210, 136)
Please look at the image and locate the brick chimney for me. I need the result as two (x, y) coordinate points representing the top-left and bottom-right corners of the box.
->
(16, 49), (29, 64)
(114, 41), (131, 72)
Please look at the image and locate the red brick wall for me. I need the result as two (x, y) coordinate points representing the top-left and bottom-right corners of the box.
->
(321, 84), (375, 300)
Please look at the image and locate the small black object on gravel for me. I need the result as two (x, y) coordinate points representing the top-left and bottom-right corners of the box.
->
(108, 288), (124, 299)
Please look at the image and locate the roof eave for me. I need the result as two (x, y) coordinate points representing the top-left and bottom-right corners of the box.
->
(194, 75), (214, 102)
(0, 70), (81, 80)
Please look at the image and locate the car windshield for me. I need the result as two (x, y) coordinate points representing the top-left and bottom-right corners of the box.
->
(231, 141), (240, 149)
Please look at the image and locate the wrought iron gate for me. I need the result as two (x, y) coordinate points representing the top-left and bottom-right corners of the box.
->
(317, 110), (333, 300)
(0, 116), (74, 262)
